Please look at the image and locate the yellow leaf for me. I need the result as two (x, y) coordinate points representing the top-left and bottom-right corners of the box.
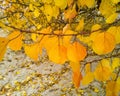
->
(82, 72), (94, 85)
(99, 0), (116, 18)
(75, 18), (84, 32)
(106, 81), (120, 96)
(78, 35), (91, 46)
(85, 63), (91, 73)
(67, 0), (74, 6)
(82, 63), (94, 85)
(24, 43), (40, 61)
(77, 0), (95, 8)
(94, 59), (112, 81)
(106, 13), (118, 24)
(111, 0), (120, 4)
(90, 24), (101, 42)
(48, 45), (67, 64)
(34, 8), (40, 18)
(0, 37), (8, 61)
(107, 26), (120, 44)
(62, 30), (75, 46)
(91, 24), (101, 32)
(63, 24), (71, 33)
(54, 0), (67, 9)
(52, 6), (59, 19)
(29, 4), (34, 11)
(70, 62), (80, 72)
(43, 36), (58, 53)
(92, 32), (115, 55)
(112, 58), (120, 71)
(42, 0), (53, 4)
(7, 31), (23, 51)
(44, 4), (53, 21)
(73, 71), (82, 88)
(67, 41), (87, 62)
(64, 4), (77, 21)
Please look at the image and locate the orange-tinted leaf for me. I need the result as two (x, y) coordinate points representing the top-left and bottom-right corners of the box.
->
(106, 81), (120, 96)
(73, 71), (82, 88)
(48, 45), (67, 64)
(107, 26), (120, 44)
(54, 0), (67, 9)
(43, 36), (58, 53)
(64, 4), (77, 21)
(7, 31), (23, 51)
(24, 43), (40, 61)
(67, 41), (87, 62)
(91, 24), (101, 32)
(70, 62), (80, 72)
(94, 59), (112, 81)
(106, 13), (118, 24)
(0, 37), (8, 61)
(82, 63), (94, 85)
(75, 18), (84, 31)
(92, 32), (115, 55)
(82, 72), (94, 85)
(62, 30), (75, 46)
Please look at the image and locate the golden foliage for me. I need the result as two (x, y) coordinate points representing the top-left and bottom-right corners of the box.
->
(94, 59), (112, 81)
(75, 18), (84, 32)
(24, 43), (40, 61)
(106, 81), (120, 96)
(81, 63), (94, 85)
(54, 0), (67, 9)
(0, 0), (120, 91)
(72, 71), (82, 88)
(7, 31), (23, 51)
(77, 0), (95, 8)
(107, 26), (120, 44)
(67, 41), (87, 62)
(92, 32), (115, 55)
(0, 37), (8, 61)
(48, 45), (67, 64)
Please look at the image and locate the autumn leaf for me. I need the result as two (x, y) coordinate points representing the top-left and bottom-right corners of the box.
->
(43, 36), (58, 53)
(31, 33), (40, 42)
(91, 24), (101, 32)
(62, 29), (75, 46)
(70, 62), (80, 72)
(54, 0), (67, 9)
(75, 18), (84, 32)
(0, 37), (9, 61)
(92, 32), (115, 55)
(94, 59), (112, 81)
(7, 31), (23, 51)
(77, 0), (95, 8)
(43, 4), (53, 21)
(106, 13), (118, 24)
(48, 45), (67, 64)
(106, 81), (120, 96)
(111, 0), (120, 4)
(81, 63), (94, 85)
(82, 72), (94, 85)
(24, 43), (40, 61)
(33, 8), (40, 18)
(67, 0), (74, 7)
(64, 4), (77, 22)
(70, 62), (82, 88)
(111, 58), (120, 71)
(67, 41), (87, 62)
(73, 71), (82, 88)
(90, 24), (101, 41)
(107, 26), (120, 44)
(99, 0), (116, 18)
